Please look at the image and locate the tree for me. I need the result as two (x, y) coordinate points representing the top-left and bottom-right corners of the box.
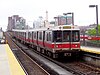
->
(87, 25), (100, 36)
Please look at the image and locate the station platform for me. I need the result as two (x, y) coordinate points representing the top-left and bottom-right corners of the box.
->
(0, 44), (26, 75)
(81, 46), (100, 54)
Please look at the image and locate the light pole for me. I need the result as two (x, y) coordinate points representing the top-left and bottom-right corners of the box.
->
(67, 12), (74, 25)
(89, 5), (99, 36)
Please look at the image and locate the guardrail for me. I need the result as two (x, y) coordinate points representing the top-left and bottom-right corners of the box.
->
(81, 40), (100, 47)
(80, 35), (100, 47)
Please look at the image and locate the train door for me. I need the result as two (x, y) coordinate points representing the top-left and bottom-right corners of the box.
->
(26, 31), (28, 43)
(28, 31), (32, 43)
(43, 31), (45, 47)
(37, 31), (38, 45)
(32, 31), (34, 43)
(25, 32), (26, 42)
(53, 30), (62, 49)
(28, 32), (30, 43)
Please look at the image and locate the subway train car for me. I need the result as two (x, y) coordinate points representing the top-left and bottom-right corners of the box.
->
(13, 25), (80, 58)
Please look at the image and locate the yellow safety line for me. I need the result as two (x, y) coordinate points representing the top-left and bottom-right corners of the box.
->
(81, 48), (100, 54)
(5, 44), (25, 75)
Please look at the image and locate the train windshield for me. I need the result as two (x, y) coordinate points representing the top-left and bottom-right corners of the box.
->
(53, 30), (71, 42)
(63, 31), (71, 42)
(53, 30), (80, 42)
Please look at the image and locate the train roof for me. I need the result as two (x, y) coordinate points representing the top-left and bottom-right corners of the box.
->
(12, 29), (28, 32)
(12, 25), (80, 32)
(48, 25), (80, 30)
(31, 25), (80, 31)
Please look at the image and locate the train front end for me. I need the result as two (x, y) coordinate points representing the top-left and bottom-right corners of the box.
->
(51, 25), (80, 57)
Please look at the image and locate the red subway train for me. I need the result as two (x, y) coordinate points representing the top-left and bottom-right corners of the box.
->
(12, 25), (80, 58)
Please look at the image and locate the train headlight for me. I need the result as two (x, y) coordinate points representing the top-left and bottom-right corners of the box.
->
(75, 45), (78, 47)
(56, 45), (58, 48)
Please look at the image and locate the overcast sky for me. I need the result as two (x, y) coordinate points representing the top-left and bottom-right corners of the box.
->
(0, 0), (100, 30)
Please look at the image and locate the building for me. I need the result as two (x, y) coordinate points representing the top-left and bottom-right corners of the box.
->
(54, 15), (72, 26)
(7, 17), (13, 31)
(7, 15), (26, 31)
(16, 17), (26, 29)
(33, 16), (44, 29)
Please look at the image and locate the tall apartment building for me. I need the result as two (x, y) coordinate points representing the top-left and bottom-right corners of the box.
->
(7, 15), (26, 31)
(54, 15), (72, 25)
(16, 17), (26, 29)
(7, 17), (12, 31)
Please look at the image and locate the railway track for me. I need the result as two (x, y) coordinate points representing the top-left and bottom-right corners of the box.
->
(6, 32), (100, 75)
(40, 52), (100, 75)
(63, 61), (100, 75)
(5, 32), (49, 75)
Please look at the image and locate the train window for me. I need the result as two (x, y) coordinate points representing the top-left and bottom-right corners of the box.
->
(30, 32), (32, 39)
(63, 31), (71, 42)
(53, 31), (62, 42)
(23, 32), (25, 37)
(28, 32), (30, 38)
(34, 32), (36, 39)
(28, 32), (31, 39)
(49, 32), (51, 41)
(72, 31), (80, 42)
(39, 32), (42, 40)
(23, 32), (24, 37)
(21, 32), (23, 38)
(46, 33), (49, 41)
(46, 32), (51, 41)
(22, 32), (24, 37)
